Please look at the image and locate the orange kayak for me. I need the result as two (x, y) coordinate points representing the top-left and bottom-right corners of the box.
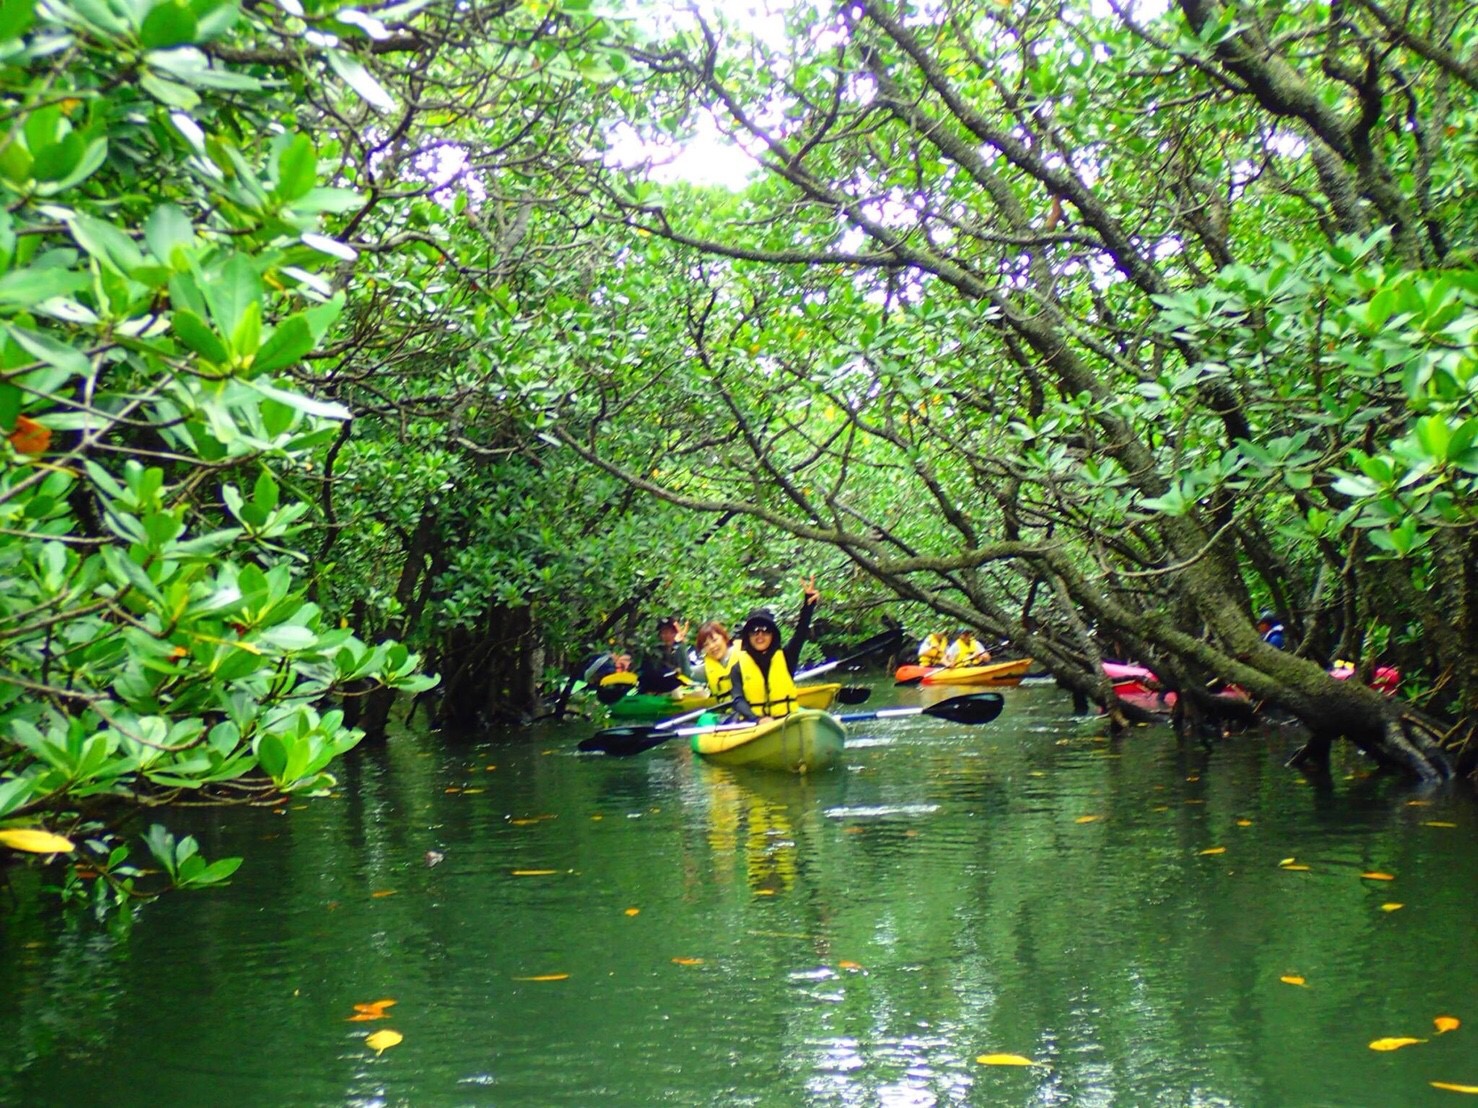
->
(919, 658), (1033, 687)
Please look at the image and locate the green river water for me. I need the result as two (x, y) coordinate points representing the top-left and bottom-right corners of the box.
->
(1, 681), (1474, 1107)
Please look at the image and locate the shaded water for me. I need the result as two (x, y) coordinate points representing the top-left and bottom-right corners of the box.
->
(1, 683), (1474, 1106)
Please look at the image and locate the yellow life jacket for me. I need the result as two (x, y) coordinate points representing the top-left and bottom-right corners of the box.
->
(919, 634), (949, 666)
(734, 649), (800, 718)
(950, 635), (986, 665)
(702, 647), (735, 698)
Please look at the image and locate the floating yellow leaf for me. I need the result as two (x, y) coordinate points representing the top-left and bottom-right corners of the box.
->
(1198, 846), (1226, 855)
(1435, 1016), (1461, 1034)
(1431, 1082), (1478, 1094)
(510, 819), (540, 826)
(624, 907), (640, 916)
(1406, 800), (1432, 807)
(838, 961), (862, 971)
(1280, 857), (1296, 866)
(364, 1029), (402, 1054)
(444, 787), (461, 794)
(511, 869), (557, 876)
(1282, 864), (1311, 871)
(512, 973), (569, 981)
(371, 889), (396, 898)
(1361, 871), (1395, 881)
(1381, 903), (1404, 912)
(0, 828), (75, 854)
(976, 1053), (1039, 1066)
(1368, 1036), (1425, 1051)
(671, 957), (704, 966)
(1236, 819), (1253, 827)
(1424, 821), (1457, 828)
(348, 998), (396, 1021)
(1280, 975), (1306, 986)
(1074, 815), (1101, 824)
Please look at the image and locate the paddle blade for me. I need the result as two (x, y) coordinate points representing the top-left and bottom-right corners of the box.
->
(577, 725), (670, 757)
(922, 693), (1005, 725)
(893, 675), (925, 687)
(837, 686), (872, 705)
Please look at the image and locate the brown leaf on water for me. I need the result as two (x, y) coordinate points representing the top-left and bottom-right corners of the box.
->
(370, 889), (396, 898)
(838, 961), (863, 971)
(1431, 1082), (1478, 1094)
(1368, 1036), (1424, 1051)
(1435, 1016), (1461, 1034)
(348, 998), (397, 1021)
(671, 957), (704, 966)
(1280, 975), (1306, 986)
(1198, 846), (1226, 855)
(1361, 871), (1395, 881)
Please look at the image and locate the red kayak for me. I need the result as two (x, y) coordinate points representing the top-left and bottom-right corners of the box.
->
(894, 664), (939, 684)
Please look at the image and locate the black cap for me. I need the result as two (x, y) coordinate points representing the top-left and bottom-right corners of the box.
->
(739, 608), (779, 636)
(1258, 610), (1276, 623)
(657, 616), (678, 631)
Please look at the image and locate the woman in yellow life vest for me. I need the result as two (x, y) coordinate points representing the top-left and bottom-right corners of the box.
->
(945, 630), (990, 668)
(917, 632), (949, 667)
(694, 620), (736, 698)
(728, 578), (820, 722)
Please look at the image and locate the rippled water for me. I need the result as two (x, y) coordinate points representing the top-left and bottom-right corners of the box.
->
(1, 683), (1474, 1106)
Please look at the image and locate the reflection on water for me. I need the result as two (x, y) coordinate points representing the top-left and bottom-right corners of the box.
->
(1, 684), (1475, 1107)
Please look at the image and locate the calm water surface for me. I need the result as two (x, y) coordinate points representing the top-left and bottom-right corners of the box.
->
(1, 683), (1474, 1107)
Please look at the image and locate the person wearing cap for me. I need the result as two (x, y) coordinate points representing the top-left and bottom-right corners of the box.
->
(728, 577), (820, 722)
(1256, 611), (1285, 649)
(945, 629), (990, 668)
(637, 615), (693, 694)
(694, 620), (737, 698)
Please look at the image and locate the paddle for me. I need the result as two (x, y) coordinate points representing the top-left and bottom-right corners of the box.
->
(579, 692), (1004, 757)
(579, 627), (903, 755)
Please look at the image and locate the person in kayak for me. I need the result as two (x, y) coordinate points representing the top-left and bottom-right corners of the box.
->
(729, 578), (820, 722)
(945, 629), (990, 668)
(637, 615), (694, 694)
(916, 631), (949, 667)
(1257, 611), (1285, 649)
(694, 620), (737, 698)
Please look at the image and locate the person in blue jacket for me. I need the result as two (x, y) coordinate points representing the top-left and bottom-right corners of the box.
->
(1257, 610), (1285, 649)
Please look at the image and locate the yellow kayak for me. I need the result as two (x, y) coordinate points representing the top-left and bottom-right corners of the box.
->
(691, 708), (846, 773)
(919, 658), (1033, 687)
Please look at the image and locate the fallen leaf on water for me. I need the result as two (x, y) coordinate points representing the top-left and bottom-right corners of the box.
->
(1074, 815), (1101, 824)
(1236, 819), (1253, 827)
(1368, 1036), (1424, 1051)
(1424, 821), (1457, 828)
(1435, 1016), (1461, 1034)
(485, 765), (497, 771)
(347, 998), (397, 1021)
(624, 907), (640, 916)
(671, 957), (704, 966)
(976, 1053), (1039, 1066)
(461, 788), (484, 795)
(1280, 857), (1296, 866)
(365, 1029), (402, 1054)
(1431, 1082), (1478, 1094)
(1184, 799), (1205, 805)
(1282, 864), (1311, 871)
(1280, 976), (1306, 986)
(1198, 846), (1226, 855)
(1361, 872), (1395, 881)
(0, 828), (76, 854)
(1381, 903), (1404, 912)
(371, 889), (396, 898)
(510, 819), (540, 826)
(444, 787), (461, 794)
(1405, 800), (1432, 807)
(512, 974), (569, 981)
(838, 961), (862, 971)
(511, 869), (557, 876)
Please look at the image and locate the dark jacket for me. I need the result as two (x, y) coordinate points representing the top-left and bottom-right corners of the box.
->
(728, 594), (817, 720)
